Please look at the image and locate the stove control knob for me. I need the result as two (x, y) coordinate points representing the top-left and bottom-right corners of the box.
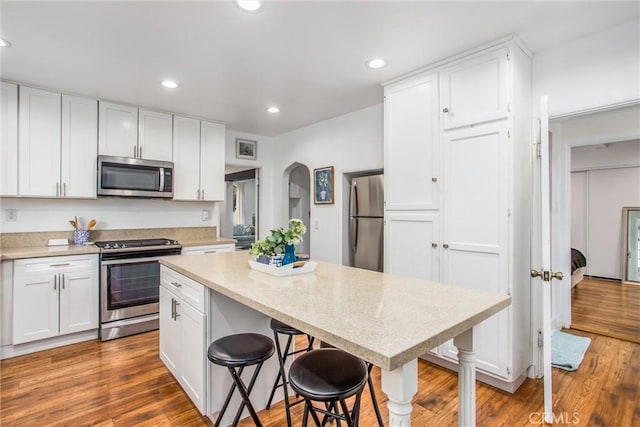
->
(113, 243), (119, 248)
(121, 244), (126, 248)
(104, 243), (110, 249)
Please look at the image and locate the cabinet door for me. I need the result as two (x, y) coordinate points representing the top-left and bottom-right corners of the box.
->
(61, 95), (98, 198)
(384, 213), (439, 281)
(172, 115), (201, 201)
(18, 86), (62, 197)
(159, 286), (181, 375)
(98, 102), (138, 158)
(200, 121), (225, 201)
(138, 109), (173, 161)
(178, 297), (206, 413)
(13, 274), (58, 344)
(0, 82), (18, 196)
(384, 72), (439, 210)
(440, 48), (509, 130)
(58, 267), (98, 335)
(440, 122), (510, 378)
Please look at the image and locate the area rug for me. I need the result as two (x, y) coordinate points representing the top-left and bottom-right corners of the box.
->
(551, 331), (591, 371)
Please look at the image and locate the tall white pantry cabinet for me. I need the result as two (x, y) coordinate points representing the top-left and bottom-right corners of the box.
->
(383, 36), (533, 392)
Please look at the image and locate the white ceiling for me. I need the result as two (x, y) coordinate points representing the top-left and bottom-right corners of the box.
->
(1, 1), (638, 137)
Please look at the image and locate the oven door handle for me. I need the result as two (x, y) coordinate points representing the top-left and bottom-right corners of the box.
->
(101, 256), (164, 265)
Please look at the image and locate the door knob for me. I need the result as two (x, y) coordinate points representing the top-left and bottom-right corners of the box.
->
(443, 243), (449, 249)
(432, 243), (438, 248)
(551, 271), (564, 280)
(442, 107), (449, 113)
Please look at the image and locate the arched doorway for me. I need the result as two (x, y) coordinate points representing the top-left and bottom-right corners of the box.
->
(284, 162), (311, 255)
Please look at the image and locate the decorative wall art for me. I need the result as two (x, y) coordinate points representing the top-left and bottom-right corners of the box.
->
(236, 138), (257, 160)
(314, 166), (334, 204)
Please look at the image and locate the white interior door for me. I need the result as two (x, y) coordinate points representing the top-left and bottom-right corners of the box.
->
(537, 96), (566, 424)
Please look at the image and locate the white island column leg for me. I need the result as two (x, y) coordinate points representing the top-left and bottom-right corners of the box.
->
(453, 328), (476, 427)
(381, 358), (418, 427)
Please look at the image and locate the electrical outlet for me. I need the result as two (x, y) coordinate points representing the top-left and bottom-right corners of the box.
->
(5, 209), (17, 222)
(202, 210), (210, 221)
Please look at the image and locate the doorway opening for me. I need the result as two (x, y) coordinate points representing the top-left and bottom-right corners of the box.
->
(285, 163), (311, 256)
(222, 167), (259, 250)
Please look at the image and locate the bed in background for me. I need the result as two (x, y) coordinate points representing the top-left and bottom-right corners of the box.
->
(571, 248), (587, 287)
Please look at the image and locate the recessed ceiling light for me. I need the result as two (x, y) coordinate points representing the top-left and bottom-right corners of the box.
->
(267, 106), (279, 113)
(161, 80), (179, 89)
(0, 38), (12, 48)
(237, 0), (262, 11)
(366, 58), (387, 69)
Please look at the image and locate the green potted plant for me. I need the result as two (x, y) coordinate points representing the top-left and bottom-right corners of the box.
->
(250, 219), (306, 266)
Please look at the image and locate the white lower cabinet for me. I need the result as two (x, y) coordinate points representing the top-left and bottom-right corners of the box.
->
(384, 213), (440, 281)
(160, 266), (207, 414)
(12, 254), (98, 345)
(181, 244), (235, 255)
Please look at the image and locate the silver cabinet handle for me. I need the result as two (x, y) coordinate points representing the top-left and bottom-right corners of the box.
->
(171, 298), (175, 320)
(50, 263), (71, 267)
(432, 243), (438, 248)
(432, 177), (438, 182)
(170, 281), (182, 288)
(197, 189), (201, 199)
(442, 107), (449, 113)
(201, 189), (204, 200)
(134, 145), (137, 158)
(443, 244), (449, 249)
(174, 300), (180, 319)
(61, 273), (65, 289)
(56, 182), (60, 197)
(54, 274), (57, 290)
(63, 182), (67, 196)
(139, 146), (142, 158)
(204, 250), (218, 254)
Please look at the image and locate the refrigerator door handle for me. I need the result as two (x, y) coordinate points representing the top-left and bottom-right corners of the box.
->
(350, 217), (358, 254)
(350, 181), (358, 217)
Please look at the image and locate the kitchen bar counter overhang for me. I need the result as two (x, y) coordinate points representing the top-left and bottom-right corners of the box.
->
(159, 251), (510, 426)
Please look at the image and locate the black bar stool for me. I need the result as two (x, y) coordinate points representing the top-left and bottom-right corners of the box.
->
(207, 333), (275, 427)
(320, 341), (385, 427)
(266, 318), (315, 427)
(289, 348), (368, 427)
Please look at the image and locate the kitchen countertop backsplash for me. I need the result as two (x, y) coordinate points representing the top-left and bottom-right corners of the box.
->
(0, 227), (234, 260)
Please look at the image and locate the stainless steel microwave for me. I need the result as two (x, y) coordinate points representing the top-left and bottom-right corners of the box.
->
(97, 155), (174, 198)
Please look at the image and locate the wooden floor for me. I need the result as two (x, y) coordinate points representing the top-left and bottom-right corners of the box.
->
(2, 328), (639, 426)
(571, 277), (640, 343)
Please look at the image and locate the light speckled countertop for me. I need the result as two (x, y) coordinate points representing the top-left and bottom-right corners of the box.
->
(159, 251), (511, 371)
(0, 244), (100, 260)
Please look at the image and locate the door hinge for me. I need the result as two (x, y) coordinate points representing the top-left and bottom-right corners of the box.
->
(535, 141), (541, 159)
(507, 103), (511, 113)
(507, 129), (511, 138)
(538, 330), (544, 348)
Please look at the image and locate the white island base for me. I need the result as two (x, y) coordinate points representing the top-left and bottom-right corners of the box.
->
(159, 253), (509, 427)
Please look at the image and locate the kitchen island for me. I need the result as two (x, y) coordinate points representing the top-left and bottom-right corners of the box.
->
(159, 251), (510, 426)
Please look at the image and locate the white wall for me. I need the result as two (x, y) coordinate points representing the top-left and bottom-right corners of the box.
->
(0, 197), (218, 233)
(533, 20), (640, 116)
(570, 140), (640, 279)
(273, 104), (383, 263)
(224, 129), (275, 240)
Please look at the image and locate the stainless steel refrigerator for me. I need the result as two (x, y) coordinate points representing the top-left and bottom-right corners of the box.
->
(349, 174), (384, 272)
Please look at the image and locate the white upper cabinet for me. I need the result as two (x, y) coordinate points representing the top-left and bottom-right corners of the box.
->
(0, 82), (18, 196)
(200, 121), (225, 201)
(384, 72), (440, 211)
(18, 86), (62, 197)
(138, 109), (173, 161)
(173, 117), (225, 201)
(440, 47), (509, 130)
(19, 87), (97, 198)
(98, 101), (138, 158)
(61, 95), (98, 198)
(173, 115), (202, 201)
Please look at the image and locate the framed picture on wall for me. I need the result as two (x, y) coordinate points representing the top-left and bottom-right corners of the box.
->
(314, 166), (334, 204)
(236, 138), (257, 160)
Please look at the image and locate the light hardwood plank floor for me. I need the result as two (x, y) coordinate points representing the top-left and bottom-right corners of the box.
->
(1, 328), (638, 426)
(571, 276), (640, 343)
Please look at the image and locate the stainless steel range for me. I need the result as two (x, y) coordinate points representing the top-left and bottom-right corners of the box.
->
(96, 238), (181, 341)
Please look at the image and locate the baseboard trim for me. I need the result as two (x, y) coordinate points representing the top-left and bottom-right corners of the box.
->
(0, 330), (98, 360)
(420, 354), (528, 393)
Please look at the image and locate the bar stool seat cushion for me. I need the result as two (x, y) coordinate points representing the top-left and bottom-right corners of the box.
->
(289, 348), (368, 402)
(270, 318), (304, 335)
(207, 333), (275, 367)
